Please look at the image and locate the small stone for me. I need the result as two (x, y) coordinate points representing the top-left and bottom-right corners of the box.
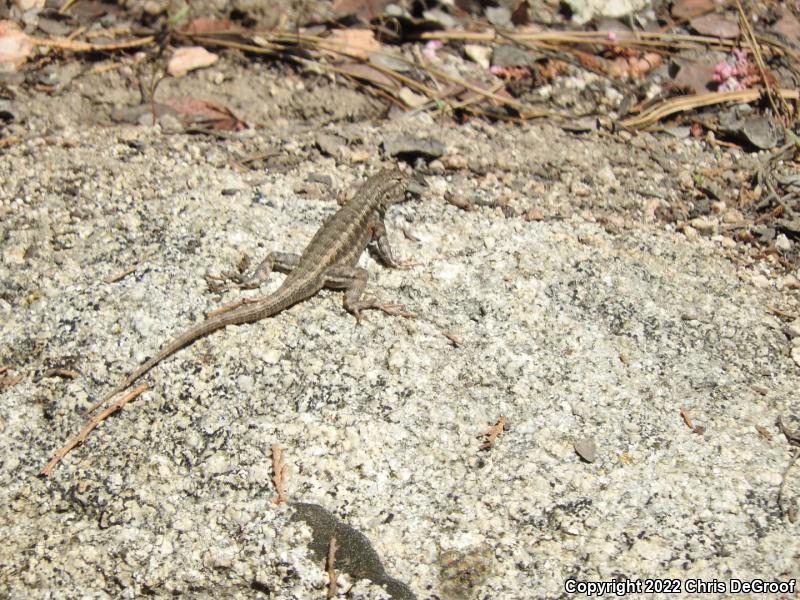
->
(742, 116), (780, 150)
(157, 113), (183, 133)
(383, 136), (446, 161)
(428, 159), (445, 173)
(574, 437), (598, 463)
(750, 274), (770, 289)
(16, 0), (44, 11)
(677, 170), (694, 188)
(220, 172), (246, 195)
(782, 274), (800, 290)
(664, 126), (691, 139)
(398, 86), (427, 109)
(485, 6), (511, 27)
(492, 45), (536, 68)
(570, 180), (591, 197)
(775, 234), (792, 252)
(689, 216), (716, 235)
(792, 346), (800, 367)
(464, 44), (491, 69)
(722, 208), (744, 223)
(683, 225), (699, 240)
(596, 165), (617, 187)
(315, 133), (346, 158)
(143, 0), (165, 15)
(439, 545), (495, 598)
(753, 225), (775, 242)
(172, 516), (193, 532)
(349, 149), (370, 163)
(422, 8), (460, 29)
(442, 155), (467, 170)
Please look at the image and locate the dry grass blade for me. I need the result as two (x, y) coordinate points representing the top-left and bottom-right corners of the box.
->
(619, 88), (800, 129)
(423, 63), (528, 114)
(494, 29), (617, 84)
(29, 34), (155, 52)
(178, 33), (283, 55)
(734, 0), (791, 120)
(180, 30), (543, 118)
(58, 0), (78, 14)
(420, 29), (797, 58)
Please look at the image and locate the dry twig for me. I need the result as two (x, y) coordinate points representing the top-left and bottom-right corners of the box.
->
(441, 331), (463, 347)
(271, 443), (289, 504)
(620, 88), (799, 129)
(326, 536), (339, 599)
(478, 416), (507, 450)
(42, 368), (80, 379)
(755, 425), (773, 440)
(40, 383), (148, 476)
(0, 369), (24, 391)
(679, 406), (705, 434)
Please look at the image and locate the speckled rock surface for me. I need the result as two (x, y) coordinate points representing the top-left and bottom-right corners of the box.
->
(1, 114), (799, 599)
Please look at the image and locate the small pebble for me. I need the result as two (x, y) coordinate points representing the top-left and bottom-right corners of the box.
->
(775, 234), (792, 252)
(574, 438), (598, 463)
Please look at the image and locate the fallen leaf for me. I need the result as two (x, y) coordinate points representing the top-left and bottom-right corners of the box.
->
(162, 97), (246, 131)
(167, 46), (219, 77)
(325, 29), (380, 60)
(671, 0), (715, 19)
(398, 86), (427, 108)
(755, 425), (773, 440)
(0, 20), (33, 71)
(669, 59), (717, 94)
(183, 17), (239, 35)
(65, 0), (121, 20)
(336, 62), (397, 89)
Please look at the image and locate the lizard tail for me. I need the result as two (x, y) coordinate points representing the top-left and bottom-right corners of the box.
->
(80, 291), (298, 419)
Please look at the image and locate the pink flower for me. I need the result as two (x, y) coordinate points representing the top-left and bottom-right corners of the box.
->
(423, 40), (442, 62)
(712, 61), (734, 82)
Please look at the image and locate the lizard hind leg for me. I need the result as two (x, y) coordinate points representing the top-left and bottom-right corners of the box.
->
(324, 265), (415, 321)
(221, 251), (301, 290)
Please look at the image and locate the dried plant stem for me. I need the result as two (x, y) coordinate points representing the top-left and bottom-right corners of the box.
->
(40, 383), (149, 476)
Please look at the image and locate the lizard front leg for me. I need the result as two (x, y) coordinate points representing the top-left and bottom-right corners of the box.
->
(370, 220), (418, 269)
(324, 265), (415, 321)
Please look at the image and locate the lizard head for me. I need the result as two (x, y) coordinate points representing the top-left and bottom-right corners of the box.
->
(375, 168), (427, 211)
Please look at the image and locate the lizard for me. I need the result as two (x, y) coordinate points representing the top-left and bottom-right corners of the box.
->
(81, 168), (425, 417)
